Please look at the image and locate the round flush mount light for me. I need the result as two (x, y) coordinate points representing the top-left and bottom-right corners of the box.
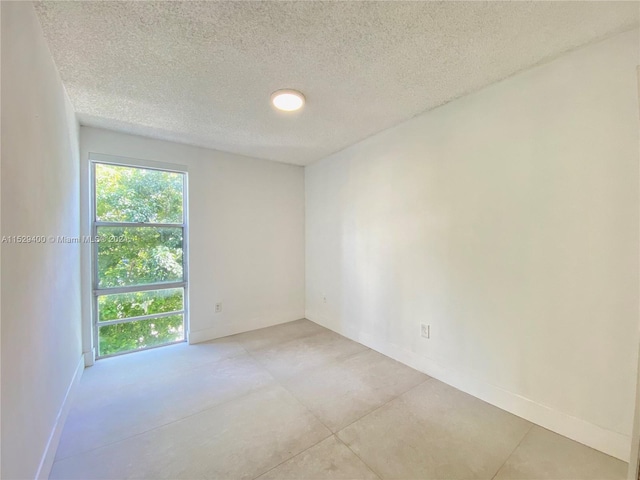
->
(271, 89), (305, 112)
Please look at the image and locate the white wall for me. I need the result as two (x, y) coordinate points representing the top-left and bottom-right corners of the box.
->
(80, 127), (305, 352)
(306, 29), (640, 461)
(1, 2), (83, 479)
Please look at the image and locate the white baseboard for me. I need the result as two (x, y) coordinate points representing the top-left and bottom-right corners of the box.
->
(35, 355), (85, 480)
(188, 313), (305, 344)
(307, 315), (631, 462)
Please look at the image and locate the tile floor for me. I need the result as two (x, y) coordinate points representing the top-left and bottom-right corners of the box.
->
(50, 319), (628, 480)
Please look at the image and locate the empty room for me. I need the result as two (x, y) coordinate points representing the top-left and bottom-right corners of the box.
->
(2, 1), (640, 479)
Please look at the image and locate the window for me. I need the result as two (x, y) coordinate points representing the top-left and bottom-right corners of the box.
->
(91, 156), (188, 358)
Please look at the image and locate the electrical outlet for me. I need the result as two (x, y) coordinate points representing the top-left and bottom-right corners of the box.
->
(215, 302), (222, 313)
(420, 323), (430, 339)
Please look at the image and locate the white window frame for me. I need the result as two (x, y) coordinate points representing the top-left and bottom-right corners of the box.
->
(89, 152), (189, 359)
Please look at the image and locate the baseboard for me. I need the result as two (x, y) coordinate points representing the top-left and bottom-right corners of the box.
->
(35, 355), (85, 480)
(307, 315), (631, 462)
(188, 312), (305, 344)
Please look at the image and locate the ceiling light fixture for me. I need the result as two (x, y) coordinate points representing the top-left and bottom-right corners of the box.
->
(271, 89), (305, 112)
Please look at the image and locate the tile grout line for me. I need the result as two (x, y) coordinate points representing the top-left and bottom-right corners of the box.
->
(334, 435), (385, 480)
(245, 327), (348, 358)
(240, 332), (348, 416)
(55, 324), (426, 477)
(242, 332), (343, 480)
(242, 338), (333, 431)
(246, 328), (430, 436)
(247, 363), (408, 480)
(244, 330), (434, 479)
(248, 434), (335, 480)
(490, 422), (535, 480)
(84, 343), (248, 392)
(56, 329), (329, 466)
(326, 377), (436, 480)
(53, 380), (281, 465)
(254, 344), (372, 386)
(53, 341), (278, 464)
(334, 376), (434, 435)
(240, 323), (422, 480)
(246, 330), (372, 382)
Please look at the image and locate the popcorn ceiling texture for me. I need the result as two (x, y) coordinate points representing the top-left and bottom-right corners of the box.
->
(35, 1), (638, 166)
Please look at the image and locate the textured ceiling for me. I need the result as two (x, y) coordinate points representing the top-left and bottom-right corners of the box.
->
(35, 1), (639, 166)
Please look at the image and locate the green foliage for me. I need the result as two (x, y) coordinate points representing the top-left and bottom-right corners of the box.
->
(99, 316), (184, 356)
(95, 164), (183, 223)
(97, 227), (183, 288)
(98, 289), (183, 322)
(95, 164), (186, 356)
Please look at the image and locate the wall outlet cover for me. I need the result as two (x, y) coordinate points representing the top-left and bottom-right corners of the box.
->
(421, 323), (430, 339)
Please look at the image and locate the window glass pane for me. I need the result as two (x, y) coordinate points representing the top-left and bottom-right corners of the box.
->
(97, 226), (183, 288)
(95, 163), (183, 224)
(98, 314), (184, 356)
(97, 288), (183, 322)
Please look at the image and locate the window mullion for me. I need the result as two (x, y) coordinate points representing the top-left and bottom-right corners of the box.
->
(95, 221), (186, 229)
(94, 282), (186, 296)
(98, 310), (186, 326)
